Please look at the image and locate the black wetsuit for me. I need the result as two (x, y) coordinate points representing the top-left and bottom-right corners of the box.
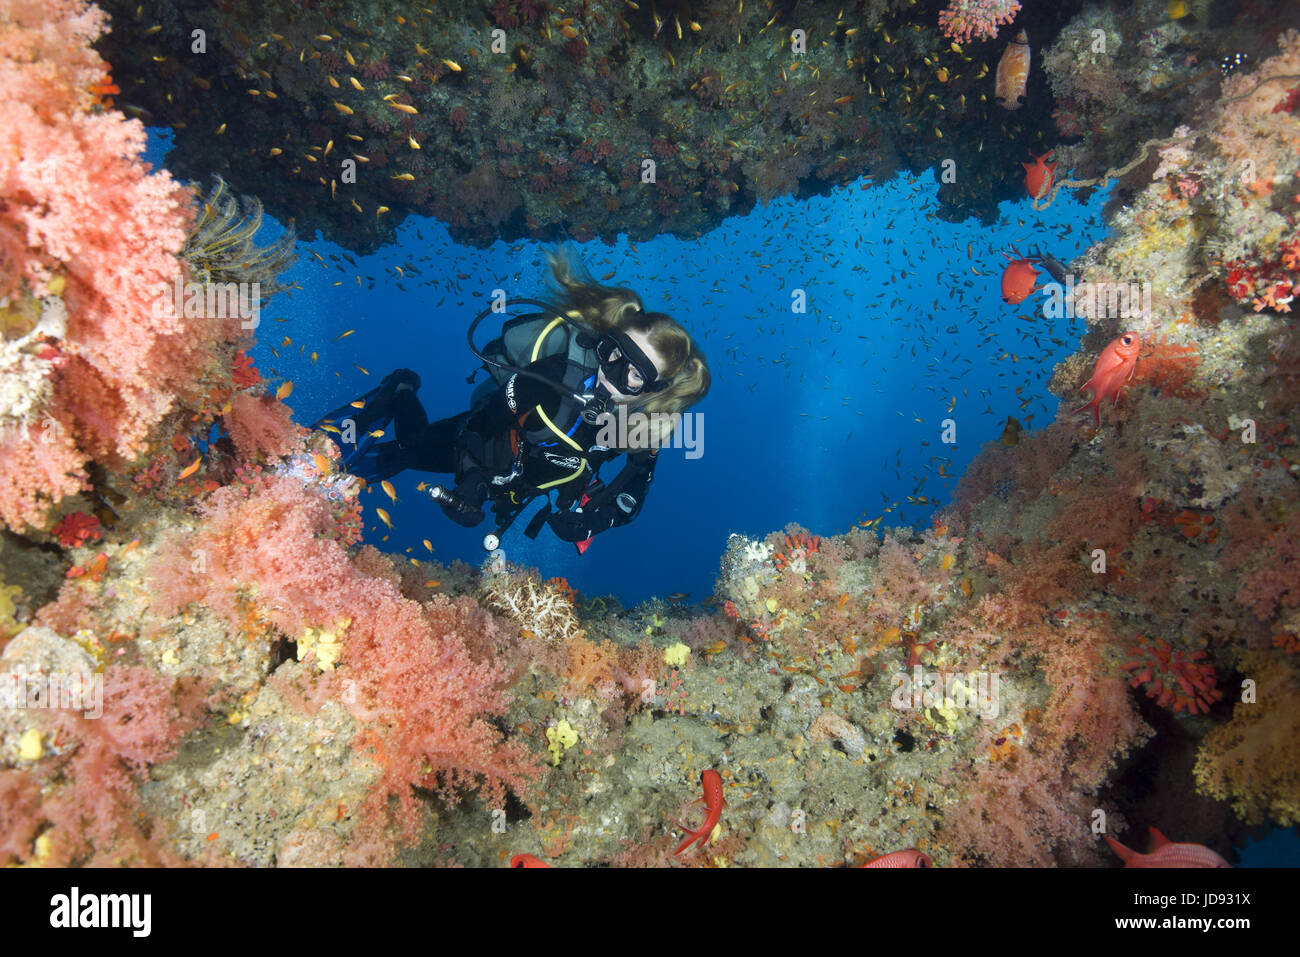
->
(363, 353), (657, 542)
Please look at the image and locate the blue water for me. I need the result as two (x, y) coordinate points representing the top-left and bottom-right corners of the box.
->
(1238, 828), (1300, 867)
(148, 129), (1107, 603)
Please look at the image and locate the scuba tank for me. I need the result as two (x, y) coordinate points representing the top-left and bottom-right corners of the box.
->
(468, 298), (603, 425)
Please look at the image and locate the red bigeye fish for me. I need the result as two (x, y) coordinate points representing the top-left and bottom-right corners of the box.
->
(1105, 827), (1230, 868)
(1076, 332), (1141, 427)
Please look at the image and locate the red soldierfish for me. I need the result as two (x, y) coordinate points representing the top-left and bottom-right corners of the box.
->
(509, 853), (552, 868)
(1023, 150), (1057, 200)
(860, 848), (932, 868)
(1001, 249), (1043, 304)
(674, 769), (726, 855)
(1076, 332), (1141, 427)
(1104, 827), (1230, 868)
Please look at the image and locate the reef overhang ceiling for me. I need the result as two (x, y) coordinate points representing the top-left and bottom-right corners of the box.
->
(95, 0), (1237, 252)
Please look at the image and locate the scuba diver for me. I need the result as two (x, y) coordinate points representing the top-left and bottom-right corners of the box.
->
(314, 248), (711, 552)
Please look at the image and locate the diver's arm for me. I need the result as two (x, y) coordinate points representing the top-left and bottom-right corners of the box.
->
(467, 354), (569, 433)
(595, 451), (656, 528)
(547, 451), (658, 541)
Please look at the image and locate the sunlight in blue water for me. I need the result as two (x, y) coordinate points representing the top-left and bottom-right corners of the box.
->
(147, 126), (1109, 604)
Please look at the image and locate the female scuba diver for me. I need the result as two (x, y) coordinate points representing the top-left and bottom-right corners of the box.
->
(315, 248), (711, 551)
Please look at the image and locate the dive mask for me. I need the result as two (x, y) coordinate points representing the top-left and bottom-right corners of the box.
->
(595, 330), (666, 396)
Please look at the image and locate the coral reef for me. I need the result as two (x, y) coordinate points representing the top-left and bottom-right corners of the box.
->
(90, 0), (1108, 250)
(2, 1), (1299, 870)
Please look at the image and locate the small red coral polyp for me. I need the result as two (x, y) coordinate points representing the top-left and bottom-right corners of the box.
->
(360, 59), (390, 81)
(232, 350), (260, 388)
(1122, 637), (1223, 714)
(52, 511), (101, 548)
(773, 532), (819, 572)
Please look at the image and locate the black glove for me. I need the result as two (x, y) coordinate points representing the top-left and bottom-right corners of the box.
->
(366, 369), (423, 426)
(382, 368), (421, 392)
(440, 470), (487, 527)
(547, 507), (613, 542)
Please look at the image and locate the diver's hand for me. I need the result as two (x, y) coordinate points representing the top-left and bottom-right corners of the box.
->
(382, 368), (421, 392)
(440, 499), (484, 528)
(439, 471), (487, 527)
(547, 507), (614, 542)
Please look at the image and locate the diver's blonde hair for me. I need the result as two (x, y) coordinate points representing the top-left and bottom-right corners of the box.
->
(544, 245), (710, 444)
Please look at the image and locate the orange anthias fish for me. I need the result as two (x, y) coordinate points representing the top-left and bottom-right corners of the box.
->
(860, 848), (933, 868)
(1023, 149), (1057, 199)
(1000, 248), (1043, 304)
(509, 853), (552, 868)
(995, 29), (1030, 110)
(1076, 332), (1141, 427)
(1104, 827), (1230, 868)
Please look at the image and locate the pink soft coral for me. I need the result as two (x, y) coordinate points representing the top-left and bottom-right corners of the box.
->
(0, 769), (43, 865)
(1232, 513), (1300, 622)
(231, 350), (261, 388)
(940, 619), (1150, 865)
(225, 392), (301, 461)
(149, 475), (542, 855)
(148, 474), (357, 636)
(347, 594), (540, 844)
(0, 425), (88, 532)
(18, 666), (199, 865)
(0, 0), (239, 531)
